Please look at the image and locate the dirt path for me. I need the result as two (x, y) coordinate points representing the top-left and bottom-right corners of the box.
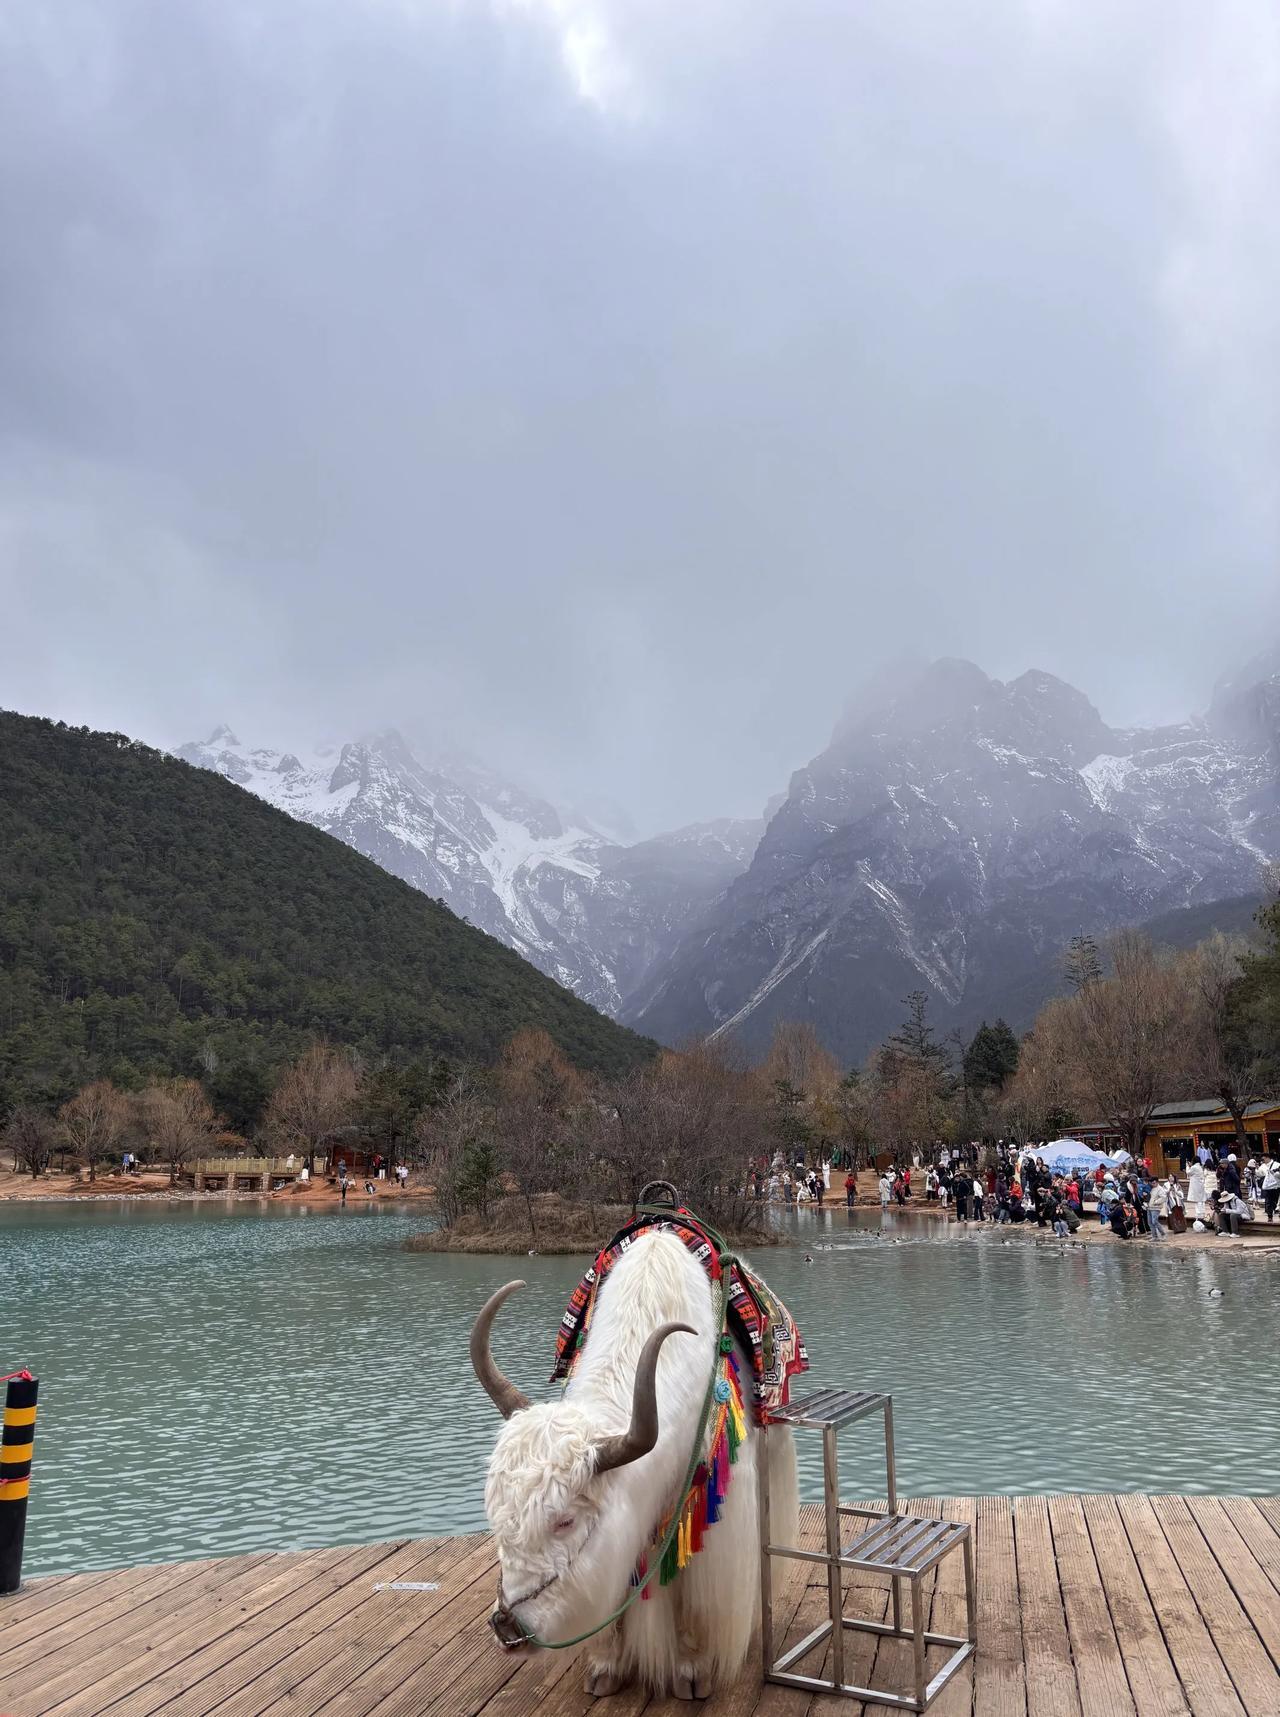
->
(0, 1167), (433, 1205)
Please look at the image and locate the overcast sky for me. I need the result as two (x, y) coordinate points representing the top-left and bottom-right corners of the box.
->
(2, 1), (1277, 833)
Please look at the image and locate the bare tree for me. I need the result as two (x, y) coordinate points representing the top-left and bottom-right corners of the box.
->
(59, 1080), (131, 1181)
(1180, 934), (1270, 1151)
(605, 1040), (770, 1234)
(416, 1071), (495, 1227)
(139, 1079), (223, 1183)
(264, 1043), (359, 1172)
(1048, 931), (1191, 1157)
(493, 1029), (587, 1240)
(762, 1021), (839, 1101)
(609, 1063), (675, 1208)
(827, 1067), (874, 1168)
(999, 1002), (1077, 1144)
(6, 1106), (56, 1179)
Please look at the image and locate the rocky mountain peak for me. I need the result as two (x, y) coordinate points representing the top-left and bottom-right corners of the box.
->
(178, 643), (1278, 1065)
(832, 657), (999, 748)
(630, 655), (1277, 1061)
(327, 743), (369, 795)
(1002, 669), (1113, 766)
(176, 724), (766, 1020)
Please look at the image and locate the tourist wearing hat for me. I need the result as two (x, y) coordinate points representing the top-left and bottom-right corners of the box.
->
(1220, 1154), (1242, 1202)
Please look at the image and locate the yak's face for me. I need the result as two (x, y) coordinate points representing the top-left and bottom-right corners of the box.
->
(484, 1401), (613, 1649)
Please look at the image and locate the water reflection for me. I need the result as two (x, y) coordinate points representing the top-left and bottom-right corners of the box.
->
(4, 1198), (1275, 1576)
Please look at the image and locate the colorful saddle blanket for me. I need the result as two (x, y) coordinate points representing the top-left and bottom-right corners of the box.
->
(549, 1210), (808, 1423)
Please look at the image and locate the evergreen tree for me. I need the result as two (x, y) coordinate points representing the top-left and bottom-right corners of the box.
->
(0, 711), (652, 1110)
(963, 1019), (1020, 1092)
(880, 991), (954, 1143)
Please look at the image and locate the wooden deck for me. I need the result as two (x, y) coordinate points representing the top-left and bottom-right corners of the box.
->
(2, 1497), (1278, 1717)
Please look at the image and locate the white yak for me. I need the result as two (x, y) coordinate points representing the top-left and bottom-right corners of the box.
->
(471, 1229), (799, 1699)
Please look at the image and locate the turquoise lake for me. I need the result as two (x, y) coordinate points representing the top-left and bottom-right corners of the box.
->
(4, 1198), (1277, 1576)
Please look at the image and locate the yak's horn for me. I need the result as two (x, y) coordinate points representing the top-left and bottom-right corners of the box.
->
(593, 1322), (697, 1476)
(470, 1281), (532, 1419)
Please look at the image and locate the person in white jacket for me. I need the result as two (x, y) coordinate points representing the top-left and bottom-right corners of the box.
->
(1187, 1158), (1207, 1220)
(1146, 1179), (1169, 1241)
(1261, 1157), (1280, 1223)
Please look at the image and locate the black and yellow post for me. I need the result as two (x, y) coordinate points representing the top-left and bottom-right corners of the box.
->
(0, 1372), (38, 1594)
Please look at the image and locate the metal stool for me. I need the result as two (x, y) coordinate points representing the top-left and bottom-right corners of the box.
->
(758, 1387), (976, 1713)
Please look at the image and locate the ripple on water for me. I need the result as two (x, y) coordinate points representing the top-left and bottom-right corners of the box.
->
(5, 1199), (1277, 1575)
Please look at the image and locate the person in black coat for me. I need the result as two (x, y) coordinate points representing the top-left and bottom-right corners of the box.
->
(953, 1171), (970, 1221)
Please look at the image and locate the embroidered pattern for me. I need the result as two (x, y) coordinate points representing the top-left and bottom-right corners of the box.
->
(549, 1210), (809, 1423)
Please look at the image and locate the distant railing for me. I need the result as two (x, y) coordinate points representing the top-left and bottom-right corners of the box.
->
(194, 1157), (316, 1177)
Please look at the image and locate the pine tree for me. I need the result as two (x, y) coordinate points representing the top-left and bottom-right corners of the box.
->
(963, 1019), (1020, 1092)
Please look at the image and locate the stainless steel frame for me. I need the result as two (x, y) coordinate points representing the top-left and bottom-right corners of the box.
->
(758, 1389), (976, 1713)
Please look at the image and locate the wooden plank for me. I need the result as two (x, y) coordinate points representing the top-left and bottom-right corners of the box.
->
(1078, 1494), (1187, 1717)
(0, 1569), (117, 1627)
(115, 1538), (464, 1717)
(1182, 1499), (1280, 1673)
(1047, 1494), (1135, 1717)
(0, 1560), (222, 1664)
(126, 1545), (463, 1717)
(314, 1563), (521, 1717)
(41, 1542), (403, 1717)
(850, 1496), (938, 1717)
(974, 1494), (1027, 1717)
(1013, 1495), (1081, 1717)
(1219, 1498), (1280, 1598)
(762, 1500), (849, 1715)
(210, 1535), (500, 1717)
(1255, 1497), (1280, 1540)
(1151, 1497), (1280, 1715)
(0, 1556), (269, 1707)
(1, 1498), (1277, 1717)
(1114, 1496), (1245, 1717)
(733, 1501), (826, 1717)
(474, 1626), (649, 1717)
(925, 1495), (976, 1717)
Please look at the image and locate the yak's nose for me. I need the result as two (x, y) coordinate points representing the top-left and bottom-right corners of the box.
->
(490, 1606), (531, 1652)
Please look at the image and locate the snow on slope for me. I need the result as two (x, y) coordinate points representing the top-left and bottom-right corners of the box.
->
(174, 727), (761, 1018)
(629, 657), (1279, 1061)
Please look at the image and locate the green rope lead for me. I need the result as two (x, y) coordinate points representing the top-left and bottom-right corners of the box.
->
(522, 1234), (740, 1651)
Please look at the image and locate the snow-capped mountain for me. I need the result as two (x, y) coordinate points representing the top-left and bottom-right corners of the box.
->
(179, 646), (1279, 1055)
(173, 727), (761, 1015)
(626, 653), (1280, 1061)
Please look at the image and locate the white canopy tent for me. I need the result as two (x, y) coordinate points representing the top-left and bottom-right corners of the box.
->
(1022, 1139), (1118, 1175)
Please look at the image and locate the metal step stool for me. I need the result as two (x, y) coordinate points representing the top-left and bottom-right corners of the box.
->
(758, 1387), (976, 1713)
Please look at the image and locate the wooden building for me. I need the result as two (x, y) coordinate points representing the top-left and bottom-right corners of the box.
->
(1071, 1099), (1280, 1172)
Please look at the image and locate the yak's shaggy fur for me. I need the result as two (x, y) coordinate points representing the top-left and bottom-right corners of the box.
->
(483, 1231), (799, 1698)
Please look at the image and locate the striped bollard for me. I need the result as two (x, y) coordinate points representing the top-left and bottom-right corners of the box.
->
(0, 1372), (38, 1594)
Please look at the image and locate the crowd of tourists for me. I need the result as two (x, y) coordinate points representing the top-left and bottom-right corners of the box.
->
(749, 1138), (1280, 1241)
(883, 1141), (1275, 1240)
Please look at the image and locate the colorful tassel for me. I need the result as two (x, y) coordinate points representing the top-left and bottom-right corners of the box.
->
(637, 1350), (748, 1591)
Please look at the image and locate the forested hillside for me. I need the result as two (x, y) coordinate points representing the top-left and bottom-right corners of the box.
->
(0, 713), (653, 1115)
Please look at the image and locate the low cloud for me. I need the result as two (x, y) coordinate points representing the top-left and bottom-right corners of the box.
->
(1, 0), (1276, 830)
